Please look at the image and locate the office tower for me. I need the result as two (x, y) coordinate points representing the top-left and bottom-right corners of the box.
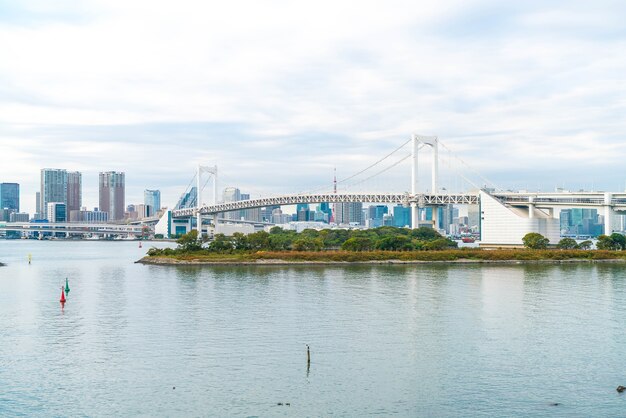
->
(313, 202), (332, 223)
(335, 202), (363, 225)
(34, 192), (41, 219)
(367, 205), (388, 228)
(0, 183), (19, 212)
(41, 169), (68, 219)
(9, 212), (29, 222)
(47, 202), (66, 223)
(261, 205), (280, 222)
(99, 171), (125, 221)
(393, 205), (412, 228)
(467, 204), (480, 230)
(296, 203), (311, 221)
(144, 189), (161, 217)
(222, 187), (241, 220)
(66, 171), (82, 215)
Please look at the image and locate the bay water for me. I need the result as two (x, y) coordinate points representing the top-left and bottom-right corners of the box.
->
(1, 240), (626, 416)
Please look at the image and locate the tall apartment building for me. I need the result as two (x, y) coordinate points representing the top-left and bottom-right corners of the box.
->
(66, 171), (82, 214)
(40, 169), (68, 219)
(99, 171), (125, 221)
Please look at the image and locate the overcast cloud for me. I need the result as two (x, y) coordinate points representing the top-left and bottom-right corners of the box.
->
(1, 0), (626, 214)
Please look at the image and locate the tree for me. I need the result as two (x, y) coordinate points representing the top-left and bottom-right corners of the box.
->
(522, 232), (549, 249)
(409, 227), (442, 241)
(208, 233), (233, 252)
(422, 238), (458, 250)
(176, 230), (202, 252)
(556, 237), (578, 250)
(341, 237), (374, 251)
(596, 235), (617, 250)
(247, 231), (270, 250)
(578, 240), (592, 250)
(610, 233), (626, 250)
(231, 232), (250, 251)
(268, 234), (292, 251)
(376, 235), (412, 251)
(292, 237), (323, 251)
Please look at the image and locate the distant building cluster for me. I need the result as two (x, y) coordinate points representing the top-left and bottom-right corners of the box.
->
(1, 169), (162, 225)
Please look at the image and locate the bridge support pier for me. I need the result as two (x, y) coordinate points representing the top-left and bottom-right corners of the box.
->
(604, 193), (615, 235)
(411, 134), (438, 229)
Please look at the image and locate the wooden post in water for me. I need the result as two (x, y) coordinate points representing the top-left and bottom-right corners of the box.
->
(306, 344), (311, 368)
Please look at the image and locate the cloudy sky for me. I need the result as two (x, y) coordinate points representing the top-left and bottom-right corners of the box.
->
(2, 0), (626, 214)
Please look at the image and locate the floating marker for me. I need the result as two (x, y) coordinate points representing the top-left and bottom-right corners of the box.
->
(60, 287), (66, 304)
(65, 278), (70, 295)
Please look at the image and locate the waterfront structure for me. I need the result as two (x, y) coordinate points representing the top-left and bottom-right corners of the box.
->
(479, 191), (560, 247)
(41, 169), (67, 219)
(99, 171), (125, 221)
(47, 202), (67, 223)
(67, 171), (82, 214)
(144, 189), (161, 217)
(0, 183), (19, 213)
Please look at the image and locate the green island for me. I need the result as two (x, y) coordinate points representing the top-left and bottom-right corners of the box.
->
(138, 227), (626, 265)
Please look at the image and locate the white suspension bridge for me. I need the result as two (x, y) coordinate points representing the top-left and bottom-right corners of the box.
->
(164, 134), (626, 247)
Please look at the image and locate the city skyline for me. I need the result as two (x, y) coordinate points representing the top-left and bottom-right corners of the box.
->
(2, 1), (626, 215)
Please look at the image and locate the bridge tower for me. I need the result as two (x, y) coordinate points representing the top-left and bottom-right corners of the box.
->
(411, 135), (439, 229)
(196, 165), (218, 237)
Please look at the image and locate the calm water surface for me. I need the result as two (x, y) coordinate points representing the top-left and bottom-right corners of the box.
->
(1, 241), (626, 417)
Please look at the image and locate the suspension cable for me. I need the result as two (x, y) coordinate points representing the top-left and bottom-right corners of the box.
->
(345, 153), (411, 189)
(438, 140), (501, 190)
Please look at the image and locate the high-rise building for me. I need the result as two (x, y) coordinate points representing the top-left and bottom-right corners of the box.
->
(296, 203), (311, 221)
(9, 212), (29, 222)
(66, 171), (82, 215)
(393, 205), (412, 228)
(367, 205), (388, 227)
(47, 202), (66, 223)
(334, 202), (363, 225)
(0, 183), (19, 212)
(99, 171), (125, 221)
(34, 192), (41, 220)
(41, 169), (68, 219)
(144, 189), (161, 217)
(222, 187), (241, 220)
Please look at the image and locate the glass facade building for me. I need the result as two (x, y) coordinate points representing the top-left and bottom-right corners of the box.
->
(0, 183), (19, 212)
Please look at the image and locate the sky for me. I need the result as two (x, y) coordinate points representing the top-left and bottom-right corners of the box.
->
(2, 0), (626, 215)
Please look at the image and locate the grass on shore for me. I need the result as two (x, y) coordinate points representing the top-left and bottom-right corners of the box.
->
(147, 248), (626, 263)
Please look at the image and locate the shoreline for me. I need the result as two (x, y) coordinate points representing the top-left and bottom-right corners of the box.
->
(137, 256), (626, 266)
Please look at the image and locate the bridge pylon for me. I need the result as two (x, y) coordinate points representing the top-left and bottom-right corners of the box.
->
(196, 165), (218, 238)
(411, 134), (438, 229)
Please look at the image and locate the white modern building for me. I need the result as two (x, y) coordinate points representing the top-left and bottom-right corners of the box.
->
(479, 191), (561, 248)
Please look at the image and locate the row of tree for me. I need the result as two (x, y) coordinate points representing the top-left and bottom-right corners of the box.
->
(522, 232), (626, 250)
(174, 226), (459, 253)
